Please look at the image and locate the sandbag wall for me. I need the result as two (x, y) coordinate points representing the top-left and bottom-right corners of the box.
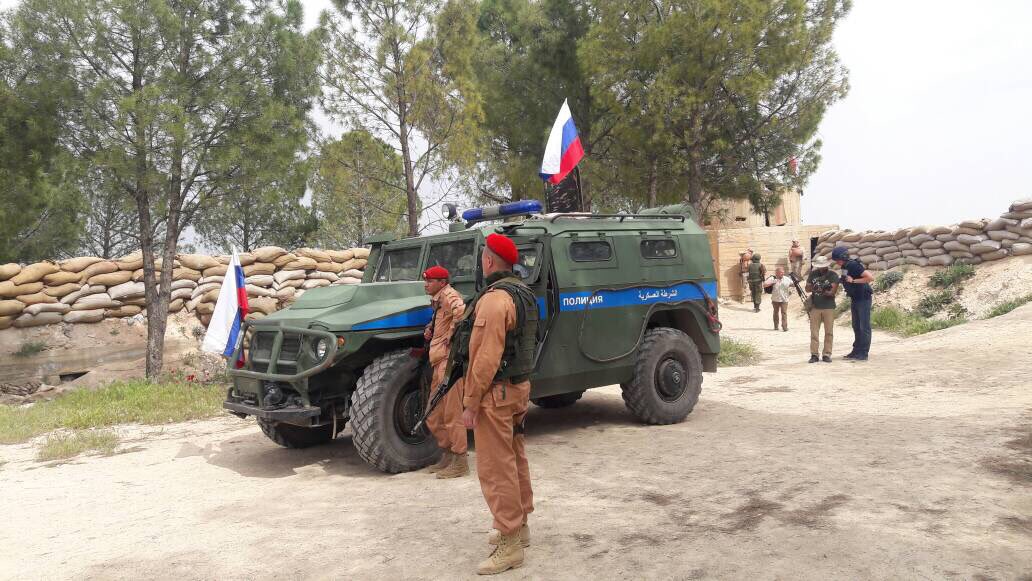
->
(813, 199), (1032, 271)
(0, 246), (370, 330)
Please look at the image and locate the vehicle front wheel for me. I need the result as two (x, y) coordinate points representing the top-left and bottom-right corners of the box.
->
(532, 391), (584, 409)
(258, 419), (336, 448)
(350, 349), (440, 473)
(620, 327), (703, 425)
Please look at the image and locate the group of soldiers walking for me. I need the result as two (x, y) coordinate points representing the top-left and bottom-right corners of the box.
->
(420, 233), (535, 575)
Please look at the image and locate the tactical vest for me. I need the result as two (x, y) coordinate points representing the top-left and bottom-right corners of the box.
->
(449, 271), (539, 383)
(748, 261), (764, 283)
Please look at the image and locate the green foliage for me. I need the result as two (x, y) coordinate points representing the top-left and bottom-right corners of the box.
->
(13, 0), (321, 376)
(0, 379), (225, 445)
(984, 294), (1032, 319)
(309, 131), (409, 249)
(321, 0), (482, 236)
(718, 336), (760, 367)
(874, 271), (905, 293)
(834, 295), (852, 318)
(0, 19), (83, 263)
(13, 340), (47, 358)
(582, 0), (851, 216)
(916, 289), (958, 318)
(36, 429), (119, 461)
(929, 264), (976, 289)
(871, 306), (967, 337)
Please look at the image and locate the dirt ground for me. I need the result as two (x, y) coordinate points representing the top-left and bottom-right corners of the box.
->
(2, 301), (1030, 580)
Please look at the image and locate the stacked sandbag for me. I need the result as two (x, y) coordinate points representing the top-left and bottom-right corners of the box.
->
(0, 245), (372, 328)
(813, 199), (1032, 271)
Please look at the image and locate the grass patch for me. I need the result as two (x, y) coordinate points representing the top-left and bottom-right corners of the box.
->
(36, 429), (119, 461)
(985, 293), (1032, 319)
(13, 340), (48, 358)
(0, 379), (225, 445)
(834, 295), (852, 318)
(871, 305), (967, 337)
(874, 270), (905, 293)
(719, 336), (760, 367)
(929, 263), (975, 289)
(916, 289), (957, 318)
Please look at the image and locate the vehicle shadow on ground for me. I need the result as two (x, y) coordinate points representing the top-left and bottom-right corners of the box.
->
(187, 430), (382, 480)
(196, 390), (640, 479)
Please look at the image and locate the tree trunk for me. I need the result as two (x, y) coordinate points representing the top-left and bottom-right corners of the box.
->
(647, 156), (659, 208)
(398, 104), (418, 237)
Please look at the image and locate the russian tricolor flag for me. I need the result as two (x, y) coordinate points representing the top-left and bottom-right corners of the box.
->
(201, 251), (249, 365)
(539, 99), (584, 184)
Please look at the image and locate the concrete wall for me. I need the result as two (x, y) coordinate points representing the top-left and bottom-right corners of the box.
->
(704, 189), (802, 229)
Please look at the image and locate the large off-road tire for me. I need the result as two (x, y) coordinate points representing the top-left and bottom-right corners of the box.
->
(350, 349), (440, 473)
(532, 391), (584, 409)
(257, 418), (335, 448)
(620, 327), (703, 425)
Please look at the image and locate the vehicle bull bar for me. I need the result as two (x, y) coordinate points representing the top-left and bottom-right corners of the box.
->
(225, 322), (340, 383)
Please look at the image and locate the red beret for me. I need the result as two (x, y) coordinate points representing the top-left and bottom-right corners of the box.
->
(485, 233), (518, 265)
(423, 265), (449, 280)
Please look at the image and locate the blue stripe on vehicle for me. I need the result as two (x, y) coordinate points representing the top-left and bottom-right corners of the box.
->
(353, 295), (550, 331)
(352, 307), (434, 331)
(558, 281), (717, 312)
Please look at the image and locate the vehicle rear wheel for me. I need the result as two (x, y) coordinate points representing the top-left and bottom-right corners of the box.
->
(620, 327), (703, 425)
(257, 419), (335, 448)
(532, 391), (584, 409)
(350, 349), (440, 473)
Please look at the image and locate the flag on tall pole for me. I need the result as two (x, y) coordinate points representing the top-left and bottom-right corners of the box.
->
(201, 250), (249, 366)
(539, 99), (585, 185)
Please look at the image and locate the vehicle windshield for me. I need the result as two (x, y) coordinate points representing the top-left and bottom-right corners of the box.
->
(374, 247), (421, 282)
(426, 239), (476, 279)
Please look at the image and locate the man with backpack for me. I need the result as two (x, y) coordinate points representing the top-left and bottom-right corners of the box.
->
(747, 253), (766, 312)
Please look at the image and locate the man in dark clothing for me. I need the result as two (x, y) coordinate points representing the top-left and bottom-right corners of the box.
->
(832, 246), (875, 361)
(747, 253), (766, 312)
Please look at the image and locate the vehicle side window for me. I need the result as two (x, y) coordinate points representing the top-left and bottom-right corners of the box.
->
(426, 240), (476, 279)
(515, 246), (541, 283)
(641, 239), (678, 259)
(569, 240), (612, 262)
(374, 247), (422, 282)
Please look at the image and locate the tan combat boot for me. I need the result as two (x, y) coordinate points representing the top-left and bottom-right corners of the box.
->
(427, 451), (452, 474)
(436, 452), (469, 479)
(477, 531), (524, 575)
(488, 523), (530, 547)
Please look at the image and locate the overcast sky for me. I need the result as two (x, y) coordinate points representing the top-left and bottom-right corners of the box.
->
(5, 0), (1031, 233)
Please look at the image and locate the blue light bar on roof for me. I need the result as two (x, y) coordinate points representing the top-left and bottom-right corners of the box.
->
(462, 200), (543, 223)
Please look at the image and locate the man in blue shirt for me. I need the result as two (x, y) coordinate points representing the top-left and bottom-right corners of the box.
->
(832, 246), (875, 361)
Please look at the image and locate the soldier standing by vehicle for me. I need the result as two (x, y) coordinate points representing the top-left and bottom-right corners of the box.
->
(789, 240), (805, 279)
(459, 233), (538, 575)
(747, 253), (766, 312)
(764, 266), (794, 331)
(806, 256), (840, 363)
(421, 266), (468, 479)
(832, 246), (875, 362)
(739, 249), (753, 301)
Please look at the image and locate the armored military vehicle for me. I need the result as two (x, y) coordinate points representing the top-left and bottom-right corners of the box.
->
(224, 201), (721, 473)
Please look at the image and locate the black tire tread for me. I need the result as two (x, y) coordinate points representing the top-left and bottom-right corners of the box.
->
(620, 327), (703, 425)
(257, 418), (334, 448)
(350, 349), (429, 473)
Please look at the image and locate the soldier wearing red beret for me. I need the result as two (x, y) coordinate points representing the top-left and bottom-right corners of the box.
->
(422, 265), (468, 478)
(460, 233), (537, 574)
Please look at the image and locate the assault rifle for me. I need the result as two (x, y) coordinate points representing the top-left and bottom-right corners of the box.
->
(411, 360), (464, 436)
(788, 272), (811, 312)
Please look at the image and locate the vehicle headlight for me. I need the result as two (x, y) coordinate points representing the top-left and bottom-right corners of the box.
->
(315, 338), (328, 359)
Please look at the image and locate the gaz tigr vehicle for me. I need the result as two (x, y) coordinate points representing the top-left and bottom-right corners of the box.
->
(224, 201), (721, 473)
